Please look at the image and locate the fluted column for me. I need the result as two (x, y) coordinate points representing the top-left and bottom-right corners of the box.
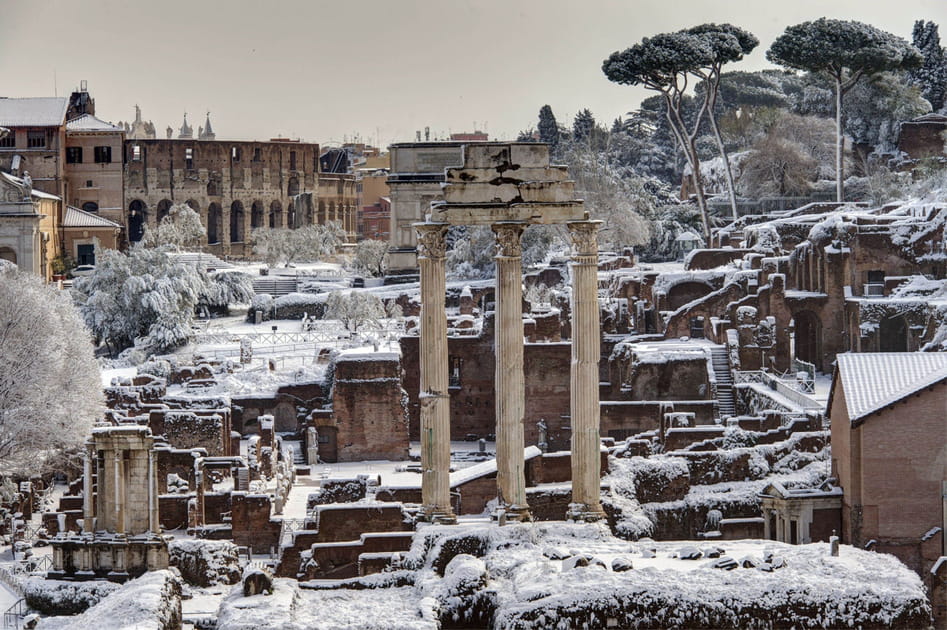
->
(82, 443), (94, 533)
(416, 222), (455, 523)
(567, 220), (605, 521)
(492, 222), (531, 521)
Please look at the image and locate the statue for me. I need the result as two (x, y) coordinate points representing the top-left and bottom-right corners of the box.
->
(21, 171), (32, 201)
(537, 418), (548, 453)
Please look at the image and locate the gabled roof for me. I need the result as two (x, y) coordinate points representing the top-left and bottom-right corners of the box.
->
(63, 205), (122, 229)
(66, 113), (123, 133)
(833, 353), (947, 424)
(0, 97), (69, 127)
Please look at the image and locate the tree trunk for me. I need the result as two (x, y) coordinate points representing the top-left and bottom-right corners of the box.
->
(706, 88), (739, 221)
(665, 99), (711, 245)
(835, 78), (844, 203)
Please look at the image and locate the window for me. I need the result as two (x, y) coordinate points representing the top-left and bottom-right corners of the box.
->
(27, 130), (46, 148)
(66, 147), (83, 163)
(185, 147), (194, 170)
(0, 133), (14, 148)
(449, 356), (462, 387)
(76, 244), (95, 266)
(232, 146), (241, 161)
(81, 202), (98, 213)
(93, 146), (111, 163)
(85, 180), (93, 188)
(290, 151), (297, 171)
(252, 147), (261, 162)
(131, 145), (142, 161)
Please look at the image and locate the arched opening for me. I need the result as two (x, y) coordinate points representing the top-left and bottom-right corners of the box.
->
(207, 203), (222, 244)
(269, 200), (282, 228)
(81, 201), (98, 213)
(0, 246), (17, 264)
(287, 202), (297, 230)
(185, 199), (200, 212)
(251, 201), (264, 230)
(156, 199), (172, 224)
(792, 310), (822, 367)
(666, 281), (714, 311)
(207, 179), (221, 197)
(879, 316), (908, 352)
(288, 177), (299, 197)
(127, 200), (147, 242)
(230, 200), (245, 243)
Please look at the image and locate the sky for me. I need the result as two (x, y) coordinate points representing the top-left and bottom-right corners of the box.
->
(1, 0), (944, 148)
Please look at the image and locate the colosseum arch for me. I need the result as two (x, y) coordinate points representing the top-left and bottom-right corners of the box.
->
(207, 203), (223, 244)
(269, 201), (282, 228)
(251, 201), (265, 230)
(127, 199), (147, 242)
(156, 199), (172, 224)
(230, 201), (246, 243)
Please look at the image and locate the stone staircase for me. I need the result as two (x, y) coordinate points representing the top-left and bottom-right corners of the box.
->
(168, 251), (233, 271)
(711, 346), (736, 419)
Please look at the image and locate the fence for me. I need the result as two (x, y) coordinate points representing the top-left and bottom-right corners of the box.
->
(2, 598), (26, 630)
(279, 518), (308, 549)
(734, 370), (822, 411)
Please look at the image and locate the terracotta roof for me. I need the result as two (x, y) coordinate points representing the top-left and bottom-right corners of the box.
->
(0, 97), (69, 127)
(66, 113), (123, 133)
(63, 205), (122, 229)
(834, 352), (947, 423)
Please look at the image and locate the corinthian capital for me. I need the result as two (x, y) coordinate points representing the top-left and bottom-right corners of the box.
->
(415, 223), (449, 260)
(568, 220), (601, 257)
(492, 222), (526, 258)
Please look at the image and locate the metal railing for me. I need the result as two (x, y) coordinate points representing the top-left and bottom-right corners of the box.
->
(734, 370), (822, 410)
(2, 598), (27, 630)
(279, 517), (308, 548)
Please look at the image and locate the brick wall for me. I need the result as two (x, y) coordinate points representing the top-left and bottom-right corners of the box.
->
(332, 354), (409, 461)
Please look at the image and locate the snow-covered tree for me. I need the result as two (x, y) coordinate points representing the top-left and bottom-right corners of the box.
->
(73, 246), (253, 355)
(572, 109), (596, 145)
(910, 20), (947, 112)
(538, 105), (560, 154)
(603, 30), (723, 241)
(446, 224), (564, 280)
(251, 222), (345, 267)
(687, 24), (759, 220)
(767, 19), (923, 201)
(353, 239), (388, 277)
(324, 291), (386, 334)
(141, 203), (204, 250)
(0, 265), (103, 475)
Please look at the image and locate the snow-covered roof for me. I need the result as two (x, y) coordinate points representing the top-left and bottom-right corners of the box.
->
(0, 171), (60, 200)
(834, 352), (947, 424)
(0, 97), (69, 127)
(64, 205), (122, 229)
(66, 113), (123, 133)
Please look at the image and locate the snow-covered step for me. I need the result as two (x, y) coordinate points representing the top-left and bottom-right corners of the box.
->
(710, 347), (736, 420)
(252, 277), (298, 297)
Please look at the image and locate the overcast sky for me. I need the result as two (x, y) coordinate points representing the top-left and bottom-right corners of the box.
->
(1, 0), (944, 148)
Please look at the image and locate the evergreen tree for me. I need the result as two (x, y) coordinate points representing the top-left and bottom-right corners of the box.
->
(768, 18), (922, 201)
(573, 109), (596, 144)
(909, 20), (947, 112)
(538, 105), (560, 153)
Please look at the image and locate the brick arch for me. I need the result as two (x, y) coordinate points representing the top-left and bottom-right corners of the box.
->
(128, 199), (147, 242)
(269, 200), (282, 229)
(156, 199), (172, 224)
(666, 281), (715, 311)
(251, 200), (265, 230)
(230, 200), (245, 243)
(207, 203), (223, 244)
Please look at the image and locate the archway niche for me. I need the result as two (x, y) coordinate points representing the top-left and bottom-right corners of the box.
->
(792, 310), (822, 367)
(207, 203), (223, 244)
(127, 200), (147, 242)
(667, 281), (714, 311)
(251, 201), (265, 230)
(156, 199), (172, 224)
(269, 201), (282, 228)
(230, 201), (245, 243)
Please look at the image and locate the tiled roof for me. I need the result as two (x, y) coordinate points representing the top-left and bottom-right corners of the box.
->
(835, 352), (947, 423)
(63, 205), (122, 229)
(66, 114), (123, 132)
(0, 97), (69, 127)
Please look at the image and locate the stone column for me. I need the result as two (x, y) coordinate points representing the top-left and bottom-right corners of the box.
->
(492, 222), (530, 521)
(148, 449), (158, 533)
(567, 220), (605, 521)
(82, 443), (94, 533)
(114, 450), (125, 534)
(416, 222), (455, 523)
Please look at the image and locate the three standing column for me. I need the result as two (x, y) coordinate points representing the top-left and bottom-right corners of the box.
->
(416, 222), (456, 523)
(567, 220), (605, 522)
(492, 222), (531, 521)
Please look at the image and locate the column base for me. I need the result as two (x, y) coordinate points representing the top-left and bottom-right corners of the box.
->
(566, 502), (606, 523)
(493, 504), (532, 524)
(419, 507), (457, 525)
